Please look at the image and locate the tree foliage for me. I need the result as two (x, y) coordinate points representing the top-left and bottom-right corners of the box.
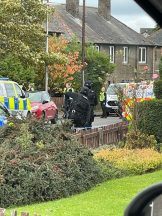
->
(48, 36), (82, 92)
(0, 0), (68, 87)
(73, 45), (115, 94)
(0, 0), (47, 66)
(0, 55), (36, 84)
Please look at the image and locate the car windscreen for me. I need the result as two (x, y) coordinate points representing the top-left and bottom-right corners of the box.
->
(0, 84), (4, 96)
(29, 92), (42, 102)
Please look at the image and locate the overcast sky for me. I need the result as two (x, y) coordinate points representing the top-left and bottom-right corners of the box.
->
(50, 0), (156, 32)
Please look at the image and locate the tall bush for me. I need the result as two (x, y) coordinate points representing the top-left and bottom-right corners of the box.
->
(153, 80), (162, 99)
(124, 129), (158, 150)
(137, 99), (162, 143)
(0, 119), (104, 207)
(153, 57), (162, 99)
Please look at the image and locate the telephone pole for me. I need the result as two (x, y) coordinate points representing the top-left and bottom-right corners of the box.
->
(45, 0), (49, 92)
(82, 0), (86, 86)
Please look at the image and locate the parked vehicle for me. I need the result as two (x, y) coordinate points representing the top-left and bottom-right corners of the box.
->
(29, 91), (58, 123)
(0, 102), (10, 127)
(106, 81), (154, 116)
(0, 78), (31, 117)
(105, 83), (127, 116)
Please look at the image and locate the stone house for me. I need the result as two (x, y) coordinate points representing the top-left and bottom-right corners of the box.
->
(149, 28), (162, 76)
(140, 28), (154, 38)
(48, 0), (160, 82)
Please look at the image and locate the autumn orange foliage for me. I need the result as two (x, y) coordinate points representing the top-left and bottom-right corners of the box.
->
(48, 36), (82, 84)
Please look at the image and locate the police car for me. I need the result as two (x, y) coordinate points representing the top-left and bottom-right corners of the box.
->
(0, 78), (31, 117)
(0, 102), (9, 127)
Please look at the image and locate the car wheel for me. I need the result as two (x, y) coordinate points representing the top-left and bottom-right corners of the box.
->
(27, 112), (32, 119)
(51, 111), (58, 124)
(42, 111), (46, 120)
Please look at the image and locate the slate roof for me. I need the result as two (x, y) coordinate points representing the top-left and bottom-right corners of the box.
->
(48, 4), (154, 46)
(149, 28), (162, 46)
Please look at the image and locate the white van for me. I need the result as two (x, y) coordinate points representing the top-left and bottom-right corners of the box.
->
(105, 81), (155, 116)
(105, 83), (127, 116)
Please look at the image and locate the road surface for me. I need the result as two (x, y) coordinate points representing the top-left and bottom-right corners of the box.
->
(92, 116), (122, 128)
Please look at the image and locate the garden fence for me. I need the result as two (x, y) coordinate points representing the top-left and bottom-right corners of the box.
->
(52, 97), (64, 108)
(74, 122), (128, 149)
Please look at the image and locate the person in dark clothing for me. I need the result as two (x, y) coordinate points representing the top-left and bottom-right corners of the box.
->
(64, 86), (90, 128)
(22, 83), (27, 92)
(63, 83), (74, 118)
(99, 87), (107, 118)
(84, 80), (98, 127)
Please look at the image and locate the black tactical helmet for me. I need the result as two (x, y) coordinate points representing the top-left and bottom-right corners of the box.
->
(80, 86), (89, 96)
(84, 80), (92, 89)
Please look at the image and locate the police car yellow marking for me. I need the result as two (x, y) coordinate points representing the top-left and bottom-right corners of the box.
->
(0, 79), (31, 114)
(9, 97), (15, 110)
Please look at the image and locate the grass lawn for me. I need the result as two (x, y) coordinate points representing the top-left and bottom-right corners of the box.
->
(7, 169), (162, 216)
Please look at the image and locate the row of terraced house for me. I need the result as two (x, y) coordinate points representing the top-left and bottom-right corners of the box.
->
(48, 0), (162, 82)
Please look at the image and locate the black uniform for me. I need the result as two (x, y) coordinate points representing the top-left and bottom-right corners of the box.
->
(64, 89), (90, 127)
(84, 81), (98, 127)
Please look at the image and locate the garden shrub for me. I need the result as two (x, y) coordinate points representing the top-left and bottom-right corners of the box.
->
(124, 129), (158, 150)
(137, 99), (162, 143)
(0, 119), (104, 207)
(154, 80), (162, 99)
(97, 160), (127, 180)
(94, 148), (162, 175)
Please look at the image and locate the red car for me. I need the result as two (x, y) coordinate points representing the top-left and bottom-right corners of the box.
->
(29, 91), (58, 123)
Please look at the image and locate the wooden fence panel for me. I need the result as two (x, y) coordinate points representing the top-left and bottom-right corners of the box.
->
(52, 97), (64, 108)
(74, 122), (128, 149)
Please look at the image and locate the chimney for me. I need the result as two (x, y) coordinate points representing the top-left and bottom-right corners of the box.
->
(66, 0), (79, 17)
(98, 0), (111, 20)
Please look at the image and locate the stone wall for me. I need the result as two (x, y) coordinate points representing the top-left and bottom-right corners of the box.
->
(100, 44), (155, 82)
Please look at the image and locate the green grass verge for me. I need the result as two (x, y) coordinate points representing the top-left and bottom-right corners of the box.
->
(7, 170), (162, 216)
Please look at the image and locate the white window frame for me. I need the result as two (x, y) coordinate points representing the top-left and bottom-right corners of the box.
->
(123, 47), (128, 64)
(109, 46), (114, 63)
(92, 45), (100, 52)
(95, 45), (100, 52)
(139, 47), (146, 63)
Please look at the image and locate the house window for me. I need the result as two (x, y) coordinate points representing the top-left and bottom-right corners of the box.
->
(95, 45), (100, 52)
(93, 45), (100, 52)
(123, 47), (128, 64)
(109, 46), (114, 63)
(139, 47), (146, 63)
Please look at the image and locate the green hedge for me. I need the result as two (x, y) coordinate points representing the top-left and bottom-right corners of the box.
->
(0, 120), (104, 208)
(137, 99), (162, 143)
(154, 80), (162, 99)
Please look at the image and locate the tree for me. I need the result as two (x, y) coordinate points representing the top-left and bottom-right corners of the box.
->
(73, 45), (115, 94)
(48, 36), (82, 92)
(0, 0), (67, 88)
(0, 55), (35, 85)
(0, 0), (47, 66)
